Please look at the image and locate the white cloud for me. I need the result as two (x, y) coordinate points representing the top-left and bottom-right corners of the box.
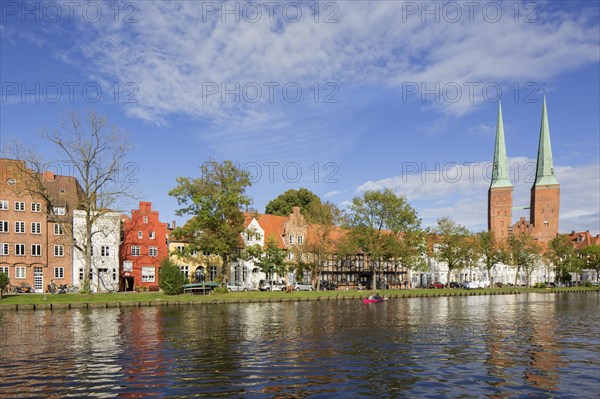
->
(66, 1), (598, 125)
(324, 190), (341, 199)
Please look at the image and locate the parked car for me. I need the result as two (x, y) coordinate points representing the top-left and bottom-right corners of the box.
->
(259, 280), (285, 291)
(319, 280), (338, 291)
(449, 281), (461, 289)
(463, 281), (480, 289)
(294, 282), (314, 291)
(428, 281), (444, 289)
(227, 282), (248, 292)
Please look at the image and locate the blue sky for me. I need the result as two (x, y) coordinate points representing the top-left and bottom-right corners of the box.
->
(1, 0), (599, 234)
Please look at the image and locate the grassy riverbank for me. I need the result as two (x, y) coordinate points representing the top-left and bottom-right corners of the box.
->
(0, 286), (598, 309)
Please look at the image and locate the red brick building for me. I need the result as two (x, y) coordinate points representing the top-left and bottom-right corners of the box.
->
(0, 158), (83, 292)
(120, 202), (169, 290)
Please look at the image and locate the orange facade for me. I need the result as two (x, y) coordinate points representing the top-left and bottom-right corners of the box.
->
(120, 202), (169, 290)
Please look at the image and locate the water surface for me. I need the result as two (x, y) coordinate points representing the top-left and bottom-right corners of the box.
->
(1, 292), (598, 398)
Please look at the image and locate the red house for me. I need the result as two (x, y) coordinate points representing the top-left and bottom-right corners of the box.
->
(120, 202), (168, 291)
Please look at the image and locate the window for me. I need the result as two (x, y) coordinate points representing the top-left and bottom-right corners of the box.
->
(112, 269), (117, 282)
(0, 266), (9, 277)
(101, 246), (110, 257)
(31, 203), (41, 212)
(180, 265), (189, 279)
(297, 235), (303, 244)
(53, 207), (66, 215)
(54, 223), (63, 235)
(31, 222), (41, 234)
(0, 200), (8, 210)
(54, 267), (64, 279)
(15, 221), (25, 233)
(138, 231), (143, 239)
(131, 246), (140, 256)
(289, 235), (295, 244)
(149, 231), (155, 240)
(78, 268), (92, 281)
(149, 246), (158, 257)
(247, 232), (253, 241)
(54, 245), (64, 257)
(14, 201), (25, 211)
(209, 266), (217, 282)
(15, 244), (25, 256)
(288, 252), (294, 260)
(141, 266), (155, 282)
(0, 243), (8, 255)
(143, 216), (148, 223)
(16, 267), (26, 279)
(176, 246), (185, 254)
(31, 244), (42, 256)
(0, 221), (8, 233)
(123, 261), (133, 272)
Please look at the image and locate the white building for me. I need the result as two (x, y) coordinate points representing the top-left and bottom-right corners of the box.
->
(411, 254), (554, 288)
(72, 210), (120, 292)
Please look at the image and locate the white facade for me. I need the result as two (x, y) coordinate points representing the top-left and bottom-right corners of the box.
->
(72, 210), (120, 292)
(410, 255), (555, 288)
(230, 217), (288, 290)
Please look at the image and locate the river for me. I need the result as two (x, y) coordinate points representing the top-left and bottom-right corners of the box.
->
(1, 292), (598, 398)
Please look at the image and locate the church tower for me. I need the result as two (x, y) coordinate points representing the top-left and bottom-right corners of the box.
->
(488, 102), (513, 239)
(530, 96), (560, 242)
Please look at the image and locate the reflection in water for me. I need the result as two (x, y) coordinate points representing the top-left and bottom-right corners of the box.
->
(1, 293), (599, 398)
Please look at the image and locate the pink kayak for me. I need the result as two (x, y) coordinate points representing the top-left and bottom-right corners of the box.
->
(363, 297), (384, 303)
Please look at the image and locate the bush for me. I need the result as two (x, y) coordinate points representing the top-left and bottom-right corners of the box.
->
(583, 280), (592, 287)
(533, 282), (547, 289)
(158, 258), (186, 295)
(212, 285), (229, 294)
(0, 271), (9, 299)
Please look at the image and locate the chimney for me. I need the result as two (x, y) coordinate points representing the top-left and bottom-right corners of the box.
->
(171, 220), (176, 229)
(44, 171), (55, 180)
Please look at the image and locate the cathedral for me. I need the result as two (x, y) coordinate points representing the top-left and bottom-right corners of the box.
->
(488, 97), (560, 242)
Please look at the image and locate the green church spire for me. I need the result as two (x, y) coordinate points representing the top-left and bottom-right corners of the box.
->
(490, 101), (512, 189)
(534, 96), (559, 186)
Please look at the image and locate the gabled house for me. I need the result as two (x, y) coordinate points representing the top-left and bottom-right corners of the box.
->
(120, 202), (169, 291)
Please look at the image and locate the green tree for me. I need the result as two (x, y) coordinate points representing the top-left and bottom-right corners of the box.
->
(547, 235), (584, 283)
(169, 159), (252, 284)
(477, 231), (509, 285)
(432, 217), (474, 285)
(256, 236), (287, 283)
(304, 200), (345, 225)
(579, 244), (600, 281)
(158, 258), (186, 295)
(508, 233), (542, 286)
(345, 189), (421, 290)
(265, 188), (321, 221)
(0, 271), (9, 299)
